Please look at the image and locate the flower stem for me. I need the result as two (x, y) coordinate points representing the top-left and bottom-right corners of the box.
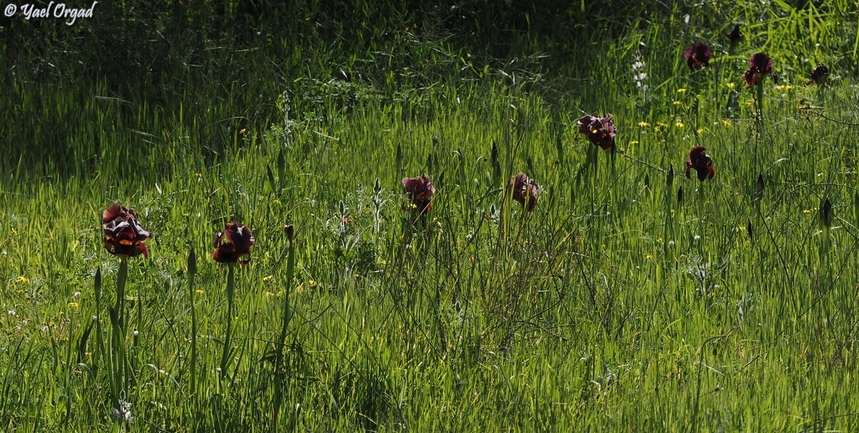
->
(273, 236), (296, 423)
(187, 249), (198, 396)
(755, 81), (764, 168)
(116, 257), (128, 330)
(220, 263), (236, 382)
(108, 259), (130, 412)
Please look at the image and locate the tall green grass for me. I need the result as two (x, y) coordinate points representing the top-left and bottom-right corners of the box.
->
(2, 1), (859, 431)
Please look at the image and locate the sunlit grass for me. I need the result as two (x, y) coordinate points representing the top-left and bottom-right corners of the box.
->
(2, 2), (859, 431)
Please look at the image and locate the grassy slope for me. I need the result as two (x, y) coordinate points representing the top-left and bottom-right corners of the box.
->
(2, 1), (859, 431)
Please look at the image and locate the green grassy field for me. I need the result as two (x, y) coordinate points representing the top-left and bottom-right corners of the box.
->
(2, 1), (859, 431)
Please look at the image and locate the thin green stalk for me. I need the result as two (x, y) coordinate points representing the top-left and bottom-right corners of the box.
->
(273, 235), (295, 424)
(220, 263), (236, 382)
(116, 258), (128, 330)
(755, 80), (764, 168)
(107, 258), (130, 410)
(108, 305), (126, 410)
(187, 249), (198, 396)
(94, 268), (105, 367)
(135, 284), (142, 348)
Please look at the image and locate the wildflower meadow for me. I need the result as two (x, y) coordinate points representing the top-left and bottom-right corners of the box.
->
(2, 1), (859, 431)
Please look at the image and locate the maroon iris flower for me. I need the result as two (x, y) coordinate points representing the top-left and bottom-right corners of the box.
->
(509, 173), (539, 212)
(684, 42), (711, 71)
(402, 175), (435, 215)
(578, 114), (617, 151)
(808, 63), (829, 85)
(744, 53), (773, 86)
(213, 222), (255, 264)
(102, 203), (153, 258)
(726, 24), (743, 43)
(685, 146), (716, 181)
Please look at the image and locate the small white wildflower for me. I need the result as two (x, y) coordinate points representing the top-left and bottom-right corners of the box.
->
(7, 310), (15, 317)
(694, 235), (701, 241)
(110, 399), (134, 423)
(668, 240), (675, 246)
(73, 291), (81, 298)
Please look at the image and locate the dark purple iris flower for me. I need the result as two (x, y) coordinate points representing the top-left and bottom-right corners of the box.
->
(808, 64), (829, 85)
(213, 222), (255, 265)
(509, 173), (538, 212)
(402, 175), (435, 216)
(726, 24), (743, 44)
(102, 203), (153, 258)
(684, 42), (711, 71)
(578, 114), (617, 151)
(685, 146), (716, 181)
(744, 53), (773, 86)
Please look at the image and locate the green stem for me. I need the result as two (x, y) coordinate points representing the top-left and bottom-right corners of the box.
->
(755, 81), (764, 168)
(116, 258), (128, 330)
(697, 184), (706, 256)
(187, 249), (198, 396)
(273, 237), (295, 423)
(109, 258), (130, 406)
(94, 269), (112, 400)
(220, 263), (236, 382)
(135, 283), (142, 348)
